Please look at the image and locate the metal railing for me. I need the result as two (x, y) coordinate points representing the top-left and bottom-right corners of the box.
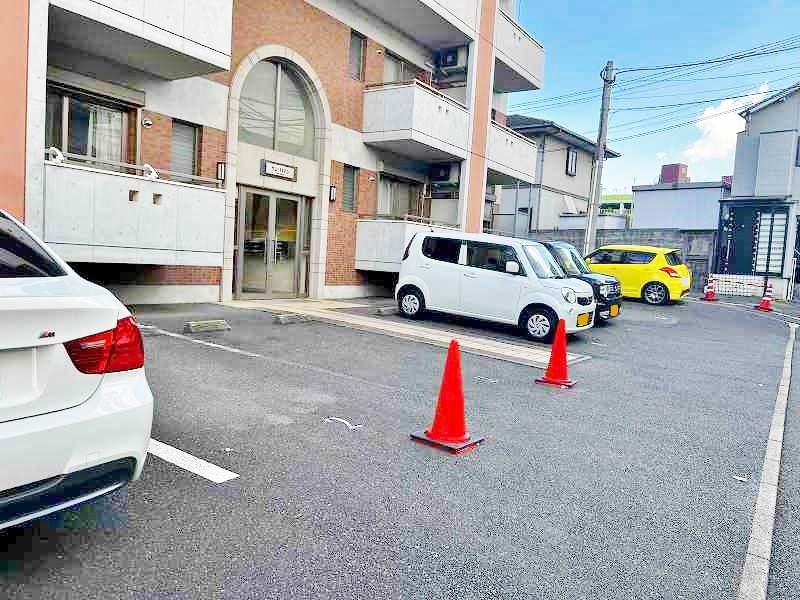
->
(360, 214), (460, 229)
(45, 148), (223, 189)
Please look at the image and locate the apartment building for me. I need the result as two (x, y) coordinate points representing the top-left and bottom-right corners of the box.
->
(6, 0), (543, 302)
(488, 116), (619, 234)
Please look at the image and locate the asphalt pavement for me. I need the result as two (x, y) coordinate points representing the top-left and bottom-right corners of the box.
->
(0, 299), (793, 599)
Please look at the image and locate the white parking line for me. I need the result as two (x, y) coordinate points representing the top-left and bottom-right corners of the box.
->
(148, 438), (239, 484)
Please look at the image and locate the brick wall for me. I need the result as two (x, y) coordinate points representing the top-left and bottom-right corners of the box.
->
(326, 161), (377, 285)
(72, 264), (222, 286)
(141, 110), (226, 179)
(198, 126), (226, 179)
(212, 0), (385, 131)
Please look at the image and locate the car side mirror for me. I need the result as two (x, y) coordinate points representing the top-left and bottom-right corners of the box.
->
(505, 261), (521, 274)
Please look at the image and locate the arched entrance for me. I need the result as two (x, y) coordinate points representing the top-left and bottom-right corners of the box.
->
(221, 45), (332, 301)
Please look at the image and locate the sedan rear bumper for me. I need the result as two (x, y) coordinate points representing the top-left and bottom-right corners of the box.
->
(0, 369), (153, 530)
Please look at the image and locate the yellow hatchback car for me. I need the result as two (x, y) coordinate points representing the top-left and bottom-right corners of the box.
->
(585, 245), (692, 305)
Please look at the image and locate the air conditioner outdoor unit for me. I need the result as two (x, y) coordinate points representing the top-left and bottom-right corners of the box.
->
(430, 163), (460, 185)
(436, 47), (468, 75)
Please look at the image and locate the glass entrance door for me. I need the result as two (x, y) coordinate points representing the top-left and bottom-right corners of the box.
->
(237, 187), (306, 298)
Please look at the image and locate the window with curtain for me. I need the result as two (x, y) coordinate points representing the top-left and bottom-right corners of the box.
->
(45, 86), (130, 168)
(238, 60), (316, 160)
(343, 165), (357, 212)
(171, 121), (199, 176)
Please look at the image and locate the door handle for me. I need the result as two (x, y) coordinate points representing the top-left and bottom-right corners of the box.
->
(419, 264), (431, 270)
(463, 273), (478, 278)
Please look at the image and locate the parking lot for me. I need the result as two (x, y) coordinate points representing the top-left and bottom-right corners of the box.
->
(1, 298), (797, 599)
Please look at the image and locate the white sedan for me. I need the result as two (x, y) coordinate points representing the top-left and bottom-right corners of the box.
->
(0, 209), (153, 530)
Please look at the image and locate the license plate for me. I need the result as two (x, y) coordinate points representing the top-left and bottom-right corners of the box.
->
(577, 313), (591, 327)
(681, 276), (690, 286)
(610, 304), (619, 317)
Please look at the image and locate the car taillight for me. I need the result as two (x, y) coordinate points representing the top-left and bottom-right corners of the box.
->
(64, 317), (144, 374)
(660, 266), (681, 278)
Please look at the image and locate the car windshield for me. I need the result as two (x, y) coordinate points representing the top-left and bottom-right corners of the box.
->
(551, 245), (592, 276)
(523, 244), (565, 279)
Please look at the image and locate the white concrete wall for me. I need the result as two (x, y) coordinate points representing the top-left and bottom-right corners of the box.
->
(49, 45), (229, 130)
(732, 131), (758, 197)
(754, 130), (795, 197)
(363, 83), (470, 159)
(421, 0), (480, 35)
(539, 137), (593, 199)
(632, 187), (722, 229)
(50, 0), (232, 70)
(43, 162), (224, 265)
(236, 145), (320, 198)
(493, 9), (544, 90)
(486, 122), (537, 183)
(108, 284), (220, 304)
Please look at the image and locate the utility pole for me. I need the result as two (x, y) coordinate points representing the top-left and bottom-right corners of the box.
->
(583, 60), (615, 256)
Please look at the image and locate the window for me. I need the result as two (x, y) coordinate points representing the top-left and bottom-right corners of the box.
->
(549, 244), (591, 276)
(349, 31), (365, 80)
(383, 53), (416, 83)
(342, 165), (358, 212)
(587, 250), (624, 264)
(0, 212), (66, 278)
(755, 209), (788, 275)
(665, 251), (683, 266)
(171, 121), (199, 176)
(624, 251), (656, 264)
(523, 245), (565, 279)
(467, 242), (523, 273)
(239, 60), (315, 160)
(566, 147), (578, 176)
(46, 86), (130, 166)
(378, 175), (422, 218)
(422, 237), (462, 264)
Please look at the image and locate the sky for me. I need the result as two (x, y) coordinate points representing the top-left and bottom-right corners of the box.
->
(511, 0), (800, 194)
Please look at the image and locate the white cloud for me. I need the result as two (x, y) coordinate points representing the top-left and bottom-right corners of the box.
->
(656, 151), (668, 160)
(682, 83), (769, 161)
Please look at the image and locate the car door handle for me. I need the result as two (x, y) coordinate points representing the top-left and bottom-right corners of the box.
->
(463, 273), (478, 278)
(419, 264), (431, 270)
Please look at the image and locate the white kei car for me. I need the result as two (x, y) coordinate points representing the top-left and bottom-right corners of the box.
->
(0, 209), (153, 530)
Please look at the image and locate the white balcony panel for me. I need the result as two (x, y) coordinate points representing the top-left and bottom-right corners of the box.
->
(49, 0), (232, 78)
(494, 10), (544, 92)
(355, 219), (459, 272)
(363, 82), (470, 162)
(349, 0), (476, 46)
(43, 162), (224, 266)
(487, 122), (538, 184)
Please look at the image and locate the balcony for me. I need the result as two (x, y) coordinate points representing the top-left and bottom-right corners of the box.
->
(351, 0), (477, 47)
(42, 154), (224, 266)
(355, 217), (459, 273)
(493, 9), (544, 92)
(486, 121), (538, 184)
(48, 0), (232, 79)
(363, 81), (470, 162)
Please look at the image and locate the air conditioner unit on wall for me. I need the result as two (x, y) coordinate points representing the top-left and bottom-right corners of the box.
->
(436, 47), (468, 75)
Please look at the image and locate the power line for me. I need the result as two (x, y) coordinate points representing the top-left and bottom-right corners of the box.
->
(611, 90), (773, 111)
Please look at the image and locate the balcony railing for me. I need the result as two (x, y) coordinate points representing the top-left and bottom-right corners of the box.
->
(363, 80), (470, 161)
(494, 9), (544, 92)
(42, 149), (225, 266)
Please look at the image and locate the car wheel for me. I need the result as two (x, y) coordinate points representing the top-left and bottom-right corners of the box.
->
(398, 287), (425, 319)
(520, 307), (557, 342)
(642, 282), (669, 305)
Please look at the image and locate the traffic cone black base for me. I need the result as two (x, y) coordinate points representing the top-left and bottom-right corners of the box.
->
(410, 431), (485, 454)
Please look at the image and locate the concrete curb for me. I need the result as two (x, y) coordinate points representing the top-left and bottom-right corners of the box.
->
(736, 323), (797, 600)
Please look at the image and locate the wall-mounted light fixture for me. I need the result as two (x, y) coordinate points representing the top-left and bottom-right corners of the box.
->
(216, 161), (226, 182)
(142, 117), (153, 129)
(329, 185), (337, 202)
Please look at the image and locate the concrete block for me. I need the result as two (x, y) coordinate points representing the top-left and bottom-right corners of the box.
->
(183, 319), (231, 333)
(273, 313), (310, 325)
(375, 305), (398, 316)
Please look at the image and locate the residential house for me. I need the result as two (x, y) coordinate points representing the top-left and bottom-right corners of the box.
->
(721, 84), (800, 298)
(633, 175), (731, 230)
(5, 0), (543, 303)
(488, 115), (620, 235)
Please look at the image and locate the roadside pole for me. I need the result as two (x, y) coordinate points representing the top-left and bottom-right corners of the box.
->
(583, 60), (615, 256)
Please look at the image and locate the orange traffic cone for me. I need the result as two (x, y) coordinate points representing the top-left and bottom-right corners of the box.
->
(756, 283), (774, 312)
(535, 319), (575, 388)
(702, 276), (718, 302)
(410, 340), (484, 453)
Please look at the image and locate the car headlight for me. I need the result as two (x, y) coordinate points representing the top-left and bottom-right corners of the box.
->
(561, 287), (577, 304)
(599, 284), (610, 297)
